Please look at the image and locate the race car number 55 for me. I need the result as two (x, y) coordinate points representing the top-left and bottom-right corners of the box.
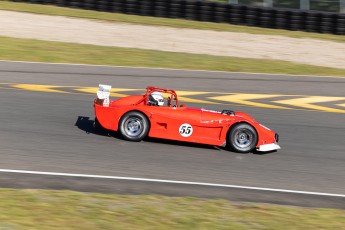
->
(179, 123), (193, 137)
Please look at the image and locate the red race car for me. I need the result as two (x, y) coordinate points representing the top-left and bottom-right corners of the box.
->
(94, 85), (280, 153)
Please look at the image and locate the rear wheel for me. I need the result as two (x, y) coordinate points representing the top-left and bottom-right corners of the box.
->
(119, 111), (149, 142)
(228, 123), (258, 153)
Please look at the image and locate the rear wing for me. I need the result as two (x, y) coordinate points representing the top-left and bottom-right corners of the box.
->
(96, 84), (111, 107)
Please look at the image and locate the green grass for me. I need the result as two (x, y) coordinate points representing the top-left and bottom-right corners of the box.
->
(0, 188), (344, 230)
(0, 1), (344, 43)
(1, 36), (345, 76)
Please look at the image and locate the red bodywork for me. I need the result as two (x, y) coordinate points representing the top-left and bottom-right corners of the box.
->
(94, 86), (278, 149)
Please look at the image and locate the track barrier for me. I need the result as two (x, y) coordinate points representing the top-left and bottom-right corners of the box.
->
(10, 0), (345, 35)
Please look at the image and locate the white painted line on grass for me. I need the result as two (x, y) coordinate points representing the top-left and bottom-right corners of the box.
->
(1, 60), (344, 79)
(0, 168), (344, 197)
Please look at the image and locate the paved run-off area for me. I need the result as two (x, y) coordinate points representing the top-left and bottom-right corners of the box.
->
(0, 10), (344, 69)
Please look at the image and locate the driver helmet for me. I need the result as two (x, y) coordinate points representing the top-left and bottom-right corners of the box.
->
(149, 91), (164, 106)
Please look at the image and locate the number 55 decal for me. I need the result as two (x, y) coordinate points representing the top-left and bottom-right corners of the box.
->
(179, 123), (193, 137)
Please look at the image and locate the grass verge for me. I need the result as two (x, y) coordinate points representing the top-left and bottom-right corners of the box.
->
(1, 36), (345, 76)
(0, 188), (344, 230)
(0, 1), (344, 43)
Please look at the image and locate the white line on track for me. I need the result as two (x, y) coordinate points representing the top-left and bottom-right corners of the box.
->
(1, 168), (344, 197)
(1, 60), (344, 79)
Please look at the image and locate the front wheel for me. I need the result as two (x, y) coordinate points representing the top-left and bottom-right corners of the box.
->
(228, 123), (258, 153)
(119, 111), (149, 142)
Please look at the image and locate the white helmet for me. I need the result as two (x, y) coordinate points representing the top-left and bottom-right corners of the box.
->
(149, 91), (164, 106)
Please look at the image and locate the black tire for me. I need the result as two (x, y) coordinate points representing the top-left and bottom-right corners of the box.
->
(228, 123), (258, 153)
(119, 111), (149, 142)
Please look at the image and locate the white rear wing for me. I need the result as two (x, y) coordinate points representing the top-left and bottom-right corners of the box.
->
(97, 84), (111, 107)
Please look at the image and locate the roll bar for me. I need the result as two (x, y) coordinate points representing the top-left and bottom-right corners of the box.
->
(135, 86), (179, 107)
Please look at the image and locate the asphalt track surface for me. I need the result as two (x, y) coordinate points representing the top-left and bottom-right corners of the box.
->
(0, 61), (344, 208)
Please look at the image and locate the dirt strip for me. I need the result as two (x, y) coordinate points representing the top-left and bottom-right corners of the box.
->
(0, 10), (344, 69)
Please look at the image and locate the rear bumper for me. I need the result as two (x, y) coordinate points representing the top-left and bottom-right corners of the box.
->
(257, 143), (281, 152)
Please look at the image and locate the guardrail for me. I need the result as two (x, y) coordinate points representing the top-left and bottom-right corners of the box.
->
(10, 0), (345, 35)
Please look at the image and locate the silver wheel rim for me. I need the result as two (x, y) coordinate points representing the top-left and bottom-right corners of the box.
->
(124, 118), (143, 137)
(234, 129), (253, 149)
